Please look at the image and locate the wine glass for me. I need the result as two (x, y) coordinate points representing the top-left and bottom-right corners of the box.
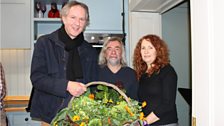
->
(41, 3), (47, 18)
(62, 2), (67, 9)
(35, 1), (41, 18)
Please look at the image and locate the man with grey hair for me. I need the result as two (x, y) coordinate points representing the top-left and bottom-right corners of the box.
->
(98, 37), (138, 100)
(29, 1), (98, 125)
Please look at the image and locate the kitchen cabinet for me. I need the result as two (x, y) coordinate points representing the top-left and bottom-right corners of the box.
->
(4, 96), (40, 126)
(0, 0), (31, 49)
(6, 112), (40, 126)
(81, 0), (123, 33)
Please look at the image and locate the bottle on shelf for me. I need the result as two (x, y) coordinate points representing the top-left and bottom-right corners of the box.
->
(48, 2), (60, 18)
(40, 3), (47, 18)
(35, 1), (42, 18)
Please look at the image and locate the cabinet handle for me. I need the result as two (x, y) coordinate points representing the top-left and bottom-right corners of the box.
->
(25, 117), (29, 121)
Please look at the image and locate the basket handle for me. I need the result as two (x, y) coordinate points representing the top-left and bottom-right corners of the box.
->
(85, 81), (131, 105)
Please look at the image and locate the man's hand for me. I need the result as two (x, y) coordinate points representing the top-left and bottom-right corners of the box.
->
(67, 81), (87, 97)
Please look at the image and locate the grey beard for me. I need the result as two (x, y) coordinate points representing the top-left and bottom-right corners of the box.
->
(108, 59), (120, 66)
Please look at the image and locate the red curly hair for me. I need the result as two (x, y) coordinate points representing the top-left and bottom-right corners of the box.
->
(133, 34), (170, 80)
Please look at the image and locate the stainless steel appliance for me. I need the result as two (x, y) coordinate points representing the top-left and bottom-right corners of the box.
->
(84, 33), (124, 54)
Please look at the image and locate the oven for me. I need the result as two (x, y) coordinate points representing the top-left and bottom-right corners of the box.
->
(84, 33), (124, 55)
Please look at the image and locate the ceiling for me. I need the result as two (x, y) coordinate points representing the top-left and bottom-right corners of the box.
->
(129, 0), (185, 13)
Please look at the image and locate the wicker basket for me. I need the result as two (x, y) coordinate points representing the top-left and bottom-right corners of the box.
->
(69, 81), (131, 107)
(51, 81), (143, 126)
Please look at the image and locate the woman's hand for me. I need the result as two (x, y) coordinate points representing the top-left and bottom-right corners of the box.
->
(145, 112), (160, 125)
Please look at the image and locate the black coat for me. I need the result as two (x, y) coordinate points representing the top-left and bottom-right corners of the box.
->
(29, 29), (98, 123)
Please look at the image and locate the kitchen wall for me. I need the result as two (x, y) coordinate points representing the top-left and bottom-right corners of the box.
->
(162, 2), (191, 126)
(0, 49), (32, 95)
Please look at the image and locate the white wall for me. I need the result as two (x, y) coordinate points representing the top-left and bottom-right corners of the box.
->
(0, 50), (32, 96)
(191, 0), (224, 125)
(162, 2), (191, 126)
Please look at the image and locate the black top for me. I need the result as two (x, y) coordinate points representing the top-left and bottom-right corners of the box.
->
(138, 64), (178, 125)
(98, 66), (138, 100)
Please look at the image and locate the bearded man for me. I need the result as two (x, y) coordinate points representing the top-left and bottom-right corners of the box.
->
(98, 37), (138, 100)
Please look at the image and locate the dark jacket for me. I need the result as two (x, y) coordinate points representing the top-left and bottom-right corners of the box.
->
(30, 29), (98, 123)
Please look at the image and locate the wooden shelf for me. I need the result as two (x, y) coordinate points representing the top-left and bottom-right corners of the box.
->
(4, 107), (27, 112)
(3, 96), (30, 112)
(33, 18), (61, 22)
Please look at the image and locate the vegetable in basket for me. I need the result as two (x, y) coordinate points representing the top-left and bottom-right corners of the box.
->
(51, 81), (144, 126)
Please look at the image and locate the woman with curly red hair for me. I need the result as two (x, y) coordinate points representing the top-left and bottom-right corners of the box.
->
(133, 34), (178, 126)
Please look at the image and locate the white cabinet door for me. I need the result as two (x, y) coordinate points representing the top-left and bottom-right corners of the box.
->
(6, 112), (40, 126)
(81, 0), (123, 33)
(0, 0), (30, 49)
(128, 12), (161, 67)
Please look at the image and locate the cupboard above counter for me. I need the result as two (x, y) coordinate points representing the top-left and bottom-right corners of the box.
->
(0, 0), (31, 49)
(81, 0), (124, 33)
